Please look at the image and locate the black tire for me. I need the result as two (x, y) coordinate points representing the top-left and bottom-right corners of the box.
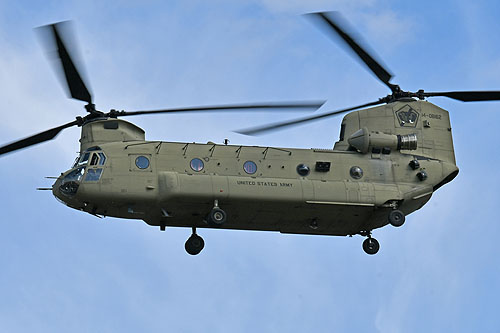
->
(362, 238), (380, 255)
(208, 207), (227, 225)
(185, 234), (205, 255)
(388, 209), (405, 227)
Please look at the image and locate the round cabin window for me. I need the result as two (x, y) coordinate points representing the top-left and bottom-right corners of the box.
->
(190, 158), (204, 172)
(350, 166), (363, 179)
(296, 164), (310, 177)
(243, 161), (257, 174)
(135, 156), (150, 169)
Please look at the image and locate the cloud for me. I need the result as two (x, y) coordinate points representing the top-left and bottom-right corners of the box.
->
(360, 10), (417, 52)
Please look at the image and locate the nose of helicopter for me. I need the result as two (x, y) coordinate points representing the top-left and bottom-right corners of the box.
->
(52, 175), (74, 207)
(52, 176), (64, 201)
(52, 176), (82, 209)
(52, 167), (86, 207)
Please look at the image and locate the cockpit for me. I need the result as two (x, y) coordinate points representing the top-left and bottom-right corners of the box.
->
(59, 146), (107, 197)
(72, 146), (107, 168)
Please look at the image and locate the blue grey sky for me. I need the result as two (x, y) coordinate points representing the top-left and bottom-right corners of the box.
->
(0, 1), (499, 332)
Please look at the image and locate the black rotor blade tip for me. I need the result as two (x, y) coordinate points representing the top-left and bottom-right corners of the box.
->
(0, 120), (79, 156)
(305, 11), (394, 91)
(37, 21), (92, 103)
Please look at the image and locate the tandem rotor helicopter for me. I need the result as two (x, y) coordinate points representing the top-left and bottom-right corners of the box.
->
(2, 12), (500, 255)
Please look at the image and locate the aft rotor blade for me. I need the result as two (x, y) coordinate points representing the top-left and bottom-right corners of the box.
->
(236, 100), (384, 135)
(0, 120), (80, 156)
(38, 21), (92, 103)
(423, 91), (500, 102)
(112, 101), (326, 117)
(307, 12), (396, 92)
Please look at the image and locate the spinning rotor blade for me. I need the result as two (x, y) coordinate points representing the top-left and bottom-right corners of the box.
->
(38, 21), (92, 103)
(0, 120), (80, 156)
(112, 101), (326, 117)
(236, 100), (383, 135)
(307, 12), (396, 92)
(422, 90), (500, 102)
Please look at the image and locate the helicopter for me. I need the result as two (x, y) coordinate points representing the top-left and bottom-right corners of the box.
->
(2, 12), (500, 256)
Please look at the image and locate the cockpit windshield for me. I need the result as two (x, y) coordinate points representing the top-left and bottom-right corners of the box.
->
(59, 166), (85, 196)
(78, 152), (90, 166)
(62, 147), (107, 196)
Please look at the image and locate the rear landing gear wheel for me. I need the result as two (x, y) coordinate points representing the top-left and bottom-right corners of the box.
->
(388, 209), (405, 227)
(363, 238), (380, 255)
(208, 207), (227, 225)
(185, 228), (204, 255)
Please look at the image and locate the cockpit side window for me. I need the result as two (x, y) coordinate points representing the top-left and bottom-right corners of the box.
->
(85, 168), (103, 181)
(98, 152), (106, 165)
(90, 153), (99, 166)
(73, 149), (106, 168)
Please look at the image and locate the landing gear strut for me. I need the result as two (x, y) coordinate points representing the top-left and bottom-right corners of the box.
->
(207, 200), (227, 225)
(361, 231), (379, 255)
(185, 227), (204, 255)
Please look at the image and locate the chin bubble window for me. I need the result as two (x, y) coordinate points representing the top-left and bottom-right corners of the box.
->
(135, 156), (150, 169)
(190, 158), (204, 172)
(243, 161), (257, 174)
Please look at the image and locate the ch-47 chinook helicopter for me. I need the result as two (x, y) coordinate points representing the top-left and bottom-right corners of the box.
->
(2, 12), (500, 256)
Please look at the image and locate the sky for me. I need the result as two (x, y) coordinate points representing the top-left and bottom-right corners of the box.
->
(0, 0), (500, 332)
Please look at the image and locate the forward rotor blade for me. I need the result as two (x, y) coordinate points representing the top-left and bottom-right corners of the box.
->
(38, 21), (92, 103)
(111, 101), (326, 117)
(423, 91), (500, 102)
(0, 120), (79, 156)
(307, 12), (395, 91)
(236, 100), (383, 135)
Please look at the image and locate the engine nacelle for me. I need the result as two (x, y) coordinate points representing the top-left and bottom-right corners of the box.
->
(348, 127), (417, 154)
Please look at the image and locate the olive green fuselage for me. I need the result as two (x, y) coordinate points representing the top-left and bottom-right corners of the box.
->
(53, 100), (459, 237)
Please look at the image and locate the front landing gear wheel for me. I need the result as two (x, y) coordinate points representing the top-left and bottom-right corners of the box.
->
(185, 233), (205, 255)
(208, 207), (227, 225)
(388, 209), (405, 227)
(363, 238), (380, 255)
